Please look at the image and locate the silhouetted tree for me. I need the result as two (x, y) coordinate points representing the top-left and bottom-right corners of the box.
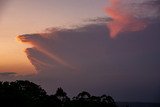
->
(54, 87), (70, 107)
(90, 96), (101, 103)
(0, 80), (117, 107)
(76, 91), (91, 100)
(54, 87), (70, 102)
(100, 95), (116, 107)
(0, 80), (47, 107)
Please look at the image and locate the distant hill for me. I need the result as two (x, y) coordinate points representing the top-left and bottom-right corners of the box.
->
(117, 102), (160, 107)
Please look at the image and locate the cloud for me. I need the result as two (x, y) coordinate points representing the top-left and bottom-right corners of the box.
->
(106, 0), (160, 38)
(17, 20), (160, 75)
(84, 17), (112, 23)
(0, 72), (17, 76)
(17, 23), (109, 73)
(17, 18), (160, 102)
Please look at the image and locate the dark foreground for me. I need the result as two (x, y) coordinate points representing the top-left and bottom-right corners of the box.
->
(0, 80), (117, 107)
(117, 102), (160, 107)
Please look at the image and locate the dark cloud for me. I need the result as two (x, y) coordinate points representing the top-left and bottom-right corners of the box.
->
(17, 20), (160, 102)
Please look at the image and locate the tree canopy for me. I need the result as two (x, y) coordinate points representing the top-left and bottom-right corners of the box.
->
(0, 80), (117, 107)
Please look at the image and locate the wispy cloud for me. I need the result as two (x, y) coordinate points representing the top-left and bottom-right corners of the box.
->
(84, 17), (112, 23)
(106, 0), (160, 37)
(0, 72), (17, 76)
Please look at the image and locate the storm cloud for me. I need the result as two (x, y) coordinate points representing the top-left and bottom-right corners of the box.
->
(17, 23), (109, 73)
(17, 19), (160, 102)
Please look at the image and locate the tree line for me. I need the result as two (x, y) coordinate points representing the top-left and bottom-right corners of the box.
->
(0, 80), (117, 107)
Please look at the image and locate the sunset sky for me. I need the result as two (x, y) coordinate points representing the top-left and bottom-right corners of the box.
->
(0, 0), (160, 103)
(0, 0), (106, 74)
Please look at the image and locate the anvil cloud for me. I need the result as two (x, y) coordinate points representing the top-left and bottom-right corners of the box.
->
(17, 21), (160, 102)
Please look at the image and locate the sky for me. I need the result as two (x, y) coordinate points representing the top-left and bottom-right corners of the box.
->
(0, 0), (160, 103)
